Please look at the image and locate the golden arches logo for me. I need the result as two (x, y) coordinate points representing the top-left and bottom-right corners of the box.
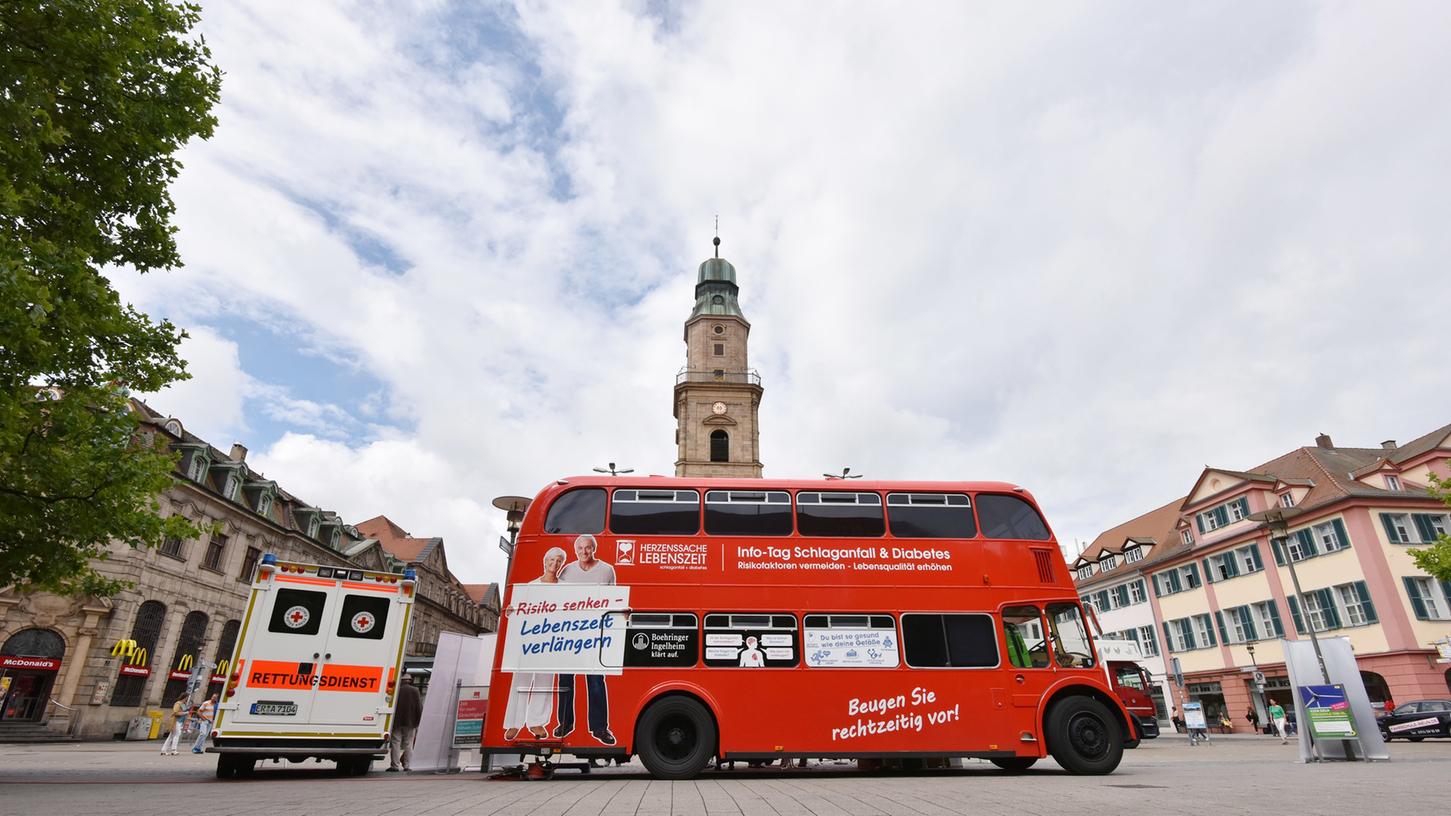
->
(110, 639), (137, 658)
(177, 654), (194, 671)
(215, 659), (230, 676)
(128, 647), (148, 667)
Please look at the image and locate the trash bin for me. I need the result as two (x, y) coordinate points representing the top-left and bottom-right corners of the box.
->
(146, 710), (164, 739)
(124, 716), (153, 740)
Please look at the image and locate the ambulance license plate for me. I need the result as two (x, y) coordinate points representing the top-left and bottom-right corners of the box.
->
(251, 701), (298, 716)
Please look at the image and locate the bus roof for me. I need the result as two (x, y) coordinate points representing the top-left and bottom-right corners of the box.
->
(541, 475), (1030, 493)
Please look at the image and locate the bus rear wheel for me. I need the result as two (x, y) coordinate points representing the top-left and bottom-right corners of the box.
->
(989, 757), (1037, 773)
(1045, 696), (1123, 775)
(636, 696), (717, 780)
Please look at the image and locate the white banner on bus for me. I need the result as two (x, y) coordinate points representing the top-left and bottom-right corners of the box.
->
(500, 584), (631, 675)
(805, 628), (900, 668)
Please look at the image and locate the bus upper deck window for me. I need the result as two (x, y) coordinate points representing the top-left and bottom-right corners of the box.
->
(886, 493), (977, 538)
(976, 494), (1051, 541)
(1045, 603), (1096, 669)
(796, 492), (885, 538)
(544, 488), (606, 534)
(704, 490), (793, 535)
(610, 489), (700, 535)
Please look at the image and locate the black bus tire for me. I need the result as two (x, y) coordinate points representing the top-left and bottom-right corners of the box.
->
(1045, 696), (1123, 775)
(989, 756), (1037, 773)
(636, 696), (717, 780)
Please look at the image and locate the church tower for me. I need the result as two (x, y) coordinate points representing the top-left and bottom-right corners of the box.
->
(674, 237), (764, 477)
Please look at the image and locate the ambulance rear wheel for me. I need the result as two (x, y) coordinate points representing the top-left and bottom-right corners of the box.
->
(636, 696), (717, 780)
(1045, 696), (1123, 775)
(216, 754), (249, 779)
(989, 757), (1037, 773)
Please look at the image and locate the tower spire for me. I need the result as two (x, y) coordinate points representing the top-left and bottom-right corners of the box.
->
(713, 215), (720, 258)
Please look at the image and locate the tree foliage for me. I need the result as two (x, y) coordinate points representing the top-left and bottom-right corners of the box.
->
(1, 1), (221, 596)
(1409, 471), (1451, 582)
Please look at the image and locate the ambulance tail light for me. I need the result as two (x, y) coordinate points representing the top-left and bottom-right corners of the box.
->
(224, 669), (242, 699)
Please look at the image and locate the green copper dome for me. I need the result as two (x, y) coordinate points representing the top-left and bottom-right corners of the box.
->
(690, 256), (747, 321)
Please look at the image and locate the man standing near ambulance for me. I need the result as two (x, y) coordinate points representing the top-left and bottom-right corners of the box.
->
(387, 675), (423, 772)
(553, 534), (617, 745)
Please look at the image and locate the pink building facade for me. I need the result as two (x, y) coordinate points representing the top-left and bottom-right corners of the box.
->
(1074, 424), (1451, 731)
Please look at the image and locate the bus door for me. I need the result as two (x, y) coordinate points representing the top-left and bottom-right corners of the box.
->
(999, 605), (1055, 744)
(230, 581), (334, 725)
(309, 583), (398, 726)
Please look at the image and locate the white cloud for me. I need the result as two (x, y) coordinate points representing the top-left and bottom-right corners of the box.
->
(115, 1), (1451, 582)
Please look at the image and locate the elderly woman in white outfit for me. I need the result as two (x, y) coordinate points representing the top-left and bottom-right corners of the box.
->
(502, 546), (567, 740)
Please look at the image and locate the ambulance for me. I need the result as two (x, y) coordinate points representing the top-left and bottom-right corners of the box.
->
(209, 554), (416, 778)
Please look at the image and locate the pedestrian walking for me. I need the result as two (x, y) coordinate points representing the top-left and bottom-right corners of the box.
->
(190, 693), (218, 754)
(388, 675), (422, 772)
(161, 695), (188, 755)
(1268, 700), (1288, 744)
(1246, 707), (1260, 735)
(1171, 706), (1185, 733)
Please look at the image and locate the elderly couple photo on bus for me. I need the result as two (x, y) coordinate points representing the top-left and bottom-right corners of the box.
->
(502, 534), (618, 745)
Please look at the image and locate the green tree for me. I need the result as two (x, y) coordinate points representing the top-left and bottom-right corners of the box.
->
(1, 1), (221, 596)
(1409, 472), (1451, 582)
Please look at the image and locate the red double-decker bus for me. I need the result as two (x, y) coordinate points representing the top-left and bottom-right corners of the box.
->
(483, 476), (1140, 778)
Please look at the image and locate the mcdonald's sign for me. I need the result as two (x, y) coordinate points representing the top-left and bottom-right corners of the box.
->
(110, 639), (137, 659)
(117, 645), (151, 678)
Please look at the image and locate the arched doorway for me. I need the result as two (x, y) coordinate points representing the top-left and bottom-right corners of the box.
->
(1360, 671), (1392, 713)
(1, 628), (66, 722)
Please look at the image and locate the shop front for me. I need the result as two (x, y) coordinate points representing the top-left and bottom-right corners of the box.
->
(1, 629), (66, 723)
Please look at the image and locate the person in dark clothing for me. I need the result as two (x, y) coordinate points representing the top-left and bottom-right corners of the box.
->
(388, 675), (423, 772)
(1246, 707), (1260, 734)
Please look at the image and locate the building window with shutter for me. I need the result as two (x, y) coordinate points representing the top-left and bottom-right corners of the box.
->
(1138, 625), (1159, 657)
(1382, 513), (1413, 544)
(239, 547), (261, 583)
(1302, 591), (1335, 632)
(1404, 577), (1449, 620)
(159, 536), (185, 560)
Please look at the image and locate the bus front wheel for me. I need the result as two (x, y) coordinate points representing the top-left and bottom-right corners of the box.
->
(1045, 696), (1123, 775)
(636, 696), (717, 780)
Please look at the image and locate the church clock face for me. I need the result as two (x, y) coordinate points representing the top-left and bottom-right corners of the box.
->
(711, 401), (727, 416)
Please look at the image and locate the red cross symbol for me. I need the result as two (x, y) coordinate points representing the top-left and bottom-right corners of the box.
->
(288, 609), (306, 624)
(357, 616), (371, 628)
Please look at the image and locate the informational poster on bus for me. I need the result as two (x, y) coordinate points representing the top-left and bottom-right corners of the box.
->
(804, 627), (900, 668)
(703, 616), (798, 668)
(500, 584), (631, 675)
(623, 625), (699, 668)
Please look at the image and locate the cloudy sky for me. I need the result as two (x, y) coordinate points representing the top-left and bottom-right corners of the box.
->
(112, 1), (1451, 583)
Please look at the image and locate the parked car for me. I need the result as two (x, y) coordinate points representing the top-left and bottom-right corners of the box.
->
(1377, 700), (1451, 741)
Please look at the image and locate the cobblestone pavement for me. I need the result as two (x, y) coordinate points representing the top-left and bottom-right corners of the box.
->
(2, 736), (1448, 816)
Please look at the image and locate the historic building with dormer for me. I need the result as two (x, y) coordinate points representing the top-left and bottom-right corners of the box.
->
(674, 237), (765, 477)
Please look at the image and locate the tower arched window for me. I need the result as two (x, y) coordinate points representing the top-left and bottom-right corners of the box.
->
(710, 430), (729, 463)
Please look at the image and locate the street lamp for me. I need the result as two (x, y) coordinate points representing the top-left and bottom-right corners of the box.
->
(823, 467), (862, 480)
(593, 462), (634, 476)
(1246, 642), (1268, 732)
(1248, 507), (1330, 684)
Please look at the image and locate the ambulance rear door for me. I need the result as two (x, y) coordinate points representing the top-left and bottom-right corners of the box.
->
(228, 578), (336, 727)
(308, 578), (405, 727)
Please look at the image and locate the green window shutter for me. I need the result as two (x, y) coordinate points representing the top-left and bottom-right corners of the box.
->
(1381, 513), (1403, 543)
(1267, 602), (1285, 637)
(1152, 575), (1163, 598)
(1214, 506), (1230, 527)
(1318, 588), (1342, 629)
(1288, 595), (1306, 633)
(1355, 581), (1378, 624)
(1442, 580), (1451, 609)
(1202, 616), (1216, 646)
(1196, 515), (1206, 534)
(1403, 577), (1429, 620)
(1169, 570), (1182, 593)
(1271, 538), (1286, 566)
(1248, 544), (1263, 571)
(1097, 590), (1111, 609)
(1215, 611), (1229, 643)
(1239, 607), (1258, 641)
(1203, 557), (1216, 583)
(1413, 514), (1436, 543)
(1297, 528), (1318, 557)
(1187, 563), (1201, 588)
(1238, 497), (1250, 518)
(1183, 621), (1196, 650)
(1226, 552), (1241, 577)
(1162, 621), (1174, 652)
(1138, 579), (1148, 602)
(1332, 518), (1351, 550)
(1116, 585), (1130, 607)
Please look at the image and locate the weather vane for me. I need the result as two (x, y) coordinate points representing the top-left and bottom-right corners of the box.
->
(713, 215), (720, 258)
